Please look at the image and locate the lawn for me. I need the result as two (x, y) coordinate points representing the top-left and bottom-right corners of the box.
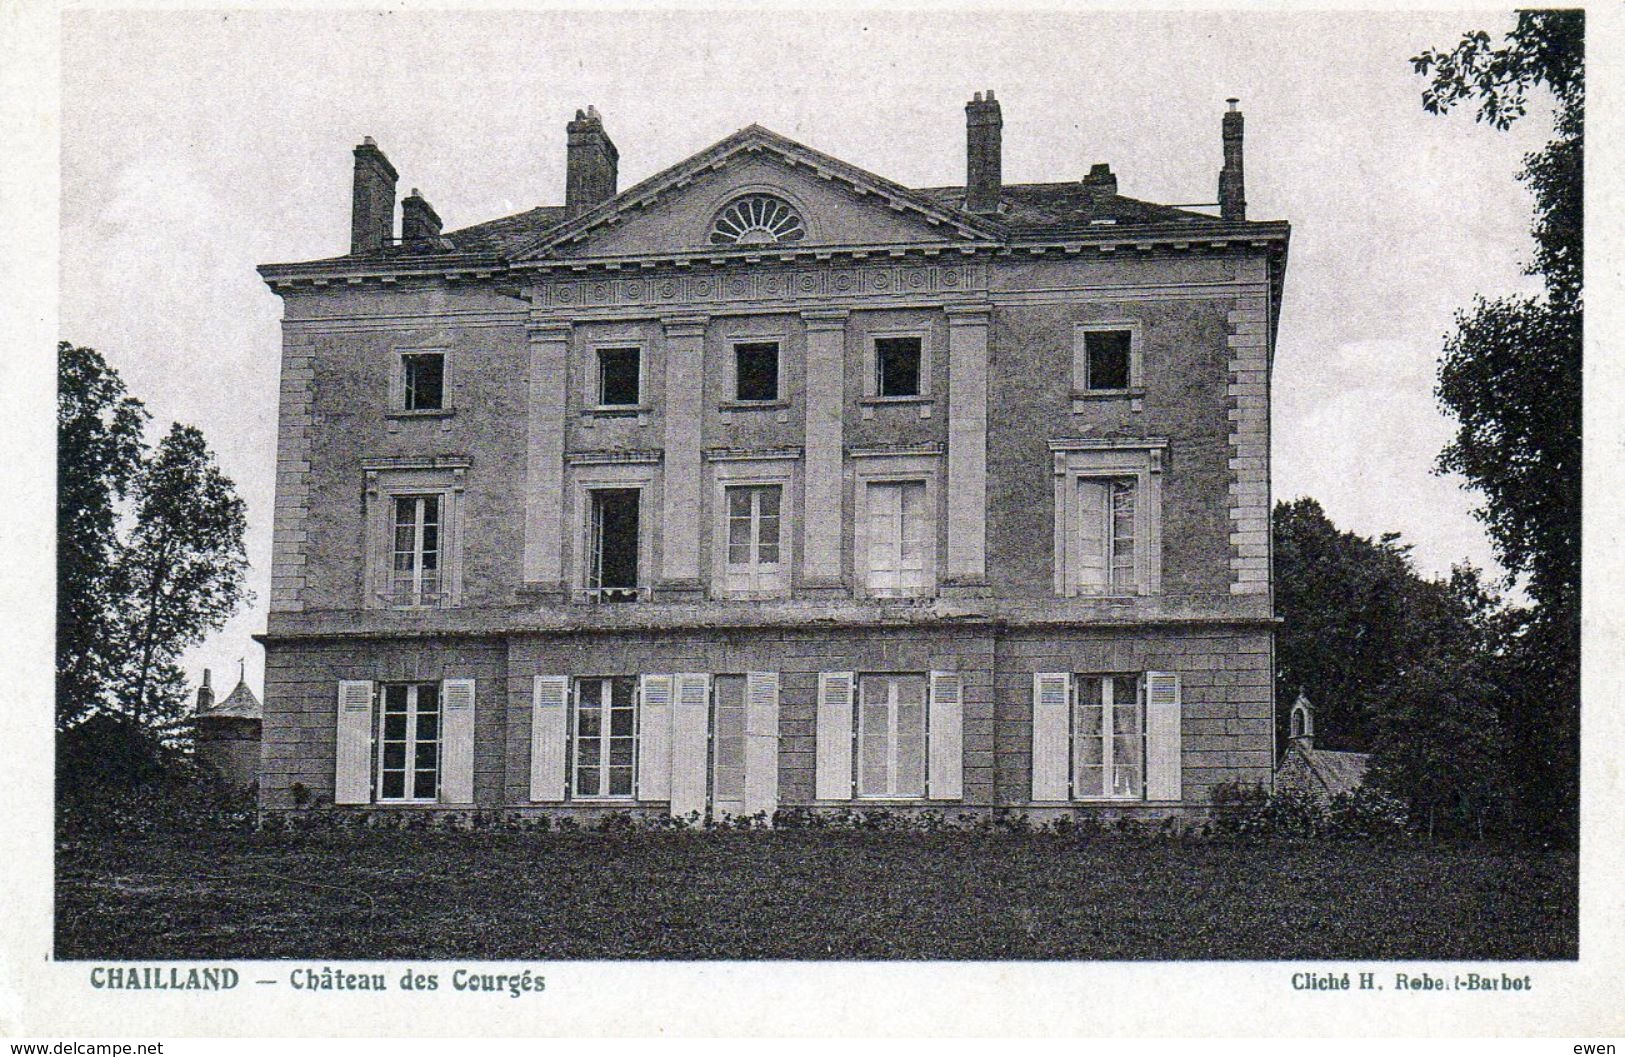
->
(55, 830), (1577, 960)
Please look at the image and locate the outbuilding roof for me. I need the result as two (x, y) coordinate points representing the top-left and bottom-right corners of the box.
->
(200, 678), (262, 721)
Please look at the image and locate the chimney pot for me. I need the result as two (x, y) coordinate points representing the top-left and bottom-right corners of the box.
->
(566, 106), (619, 217)
(964, 90), (1003, 214)
(351, 137), (398, 255)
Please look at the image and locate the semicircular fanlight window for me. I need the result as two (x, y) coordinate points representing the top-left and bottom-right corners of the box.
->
(709, 194), (807, 246)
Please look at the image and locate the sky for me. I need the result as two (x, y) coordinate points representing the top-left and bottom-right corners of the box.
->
(56, 9), (1556, 700)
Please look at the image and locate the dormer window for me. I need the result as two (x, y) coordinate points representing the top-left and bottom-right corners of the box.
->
(709, 195), (806, 246)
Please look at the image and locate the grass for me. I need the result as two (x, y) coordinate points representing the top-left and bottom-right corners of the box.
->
(55, 830), (1577, 960)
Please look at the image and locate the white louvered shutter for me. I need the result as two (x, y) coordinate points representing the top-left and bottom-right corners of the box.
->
(334, 680), (375, 805)
(927, 671), (964, 801)
(1145, 671), (1183, 802)
(743, 671), (781, 819)
(1075, 479), (1108, 593)
(1031, 672), (1072, 802)
(815, 671), (856, 800)
(439, 678), (476, 804)
(529, 675), (569, 802)
(637, 675), (674, 802)
(669, 673), (711, 820)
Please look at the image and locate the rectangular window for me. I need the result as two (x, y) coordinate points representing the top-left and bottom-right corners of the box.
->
(587, 488), (640, 601)
(596, 347), (641, 407)
(391, 495), (441, 606)
(866, 480), (928, 596)
(857, 674), (927, 798)
(725, 484), (783, 593)
(1076, 477), (1137, 594)
(875, 336), (923, 398)
(378, 682), (441, 801)
(1073, 674), (1144, 799)
(1084, 330), (1132, 390)
(712, 674), (747, 804)
(401, 352), (445, 410)
(573, 676), (637, 798)
(733, 342), (780, 402)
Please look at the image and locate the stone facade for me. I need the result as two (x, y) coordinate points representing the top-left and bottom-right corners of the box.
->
(256, 94), (1289, 819)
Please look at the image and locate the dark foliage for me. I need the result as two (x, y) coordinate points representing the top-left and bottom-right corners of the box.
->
(57, 342), (149, 728)
(54, 830), (1576, 960)
(1413, 11), (1583, 842)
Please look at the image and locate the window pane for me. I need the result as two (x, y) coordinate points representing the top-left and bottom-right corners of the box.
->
(713, 675), (747, 801)
(728, 488), (751, 518)
(382, 771), (405, 799)
(608, 767), (633, 797)
(597, 347), (641, 406)
(610, 708), (634, 737)
(735, 343), (779, 402)
(759, 486), (780, 517)
(608, 740), (634, 768)
(577, 766), (600, 795)
(403, 353), (444, 411)
(383, 742), (405, 769)
(1110, 479), (1136, 590)
(414, 741), (438, 770)
(875, 337), (922, 397)
(412, 770), (437, 799)
(1085, 331), (1131, 390)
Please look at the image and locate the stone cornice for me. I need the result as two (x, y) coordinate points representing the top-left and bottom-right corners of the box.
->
(256, 222), (1290, 293)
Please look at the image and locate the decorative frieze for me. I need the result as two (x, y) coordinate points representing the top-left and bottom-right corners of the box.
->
(529, 261), (987, 314)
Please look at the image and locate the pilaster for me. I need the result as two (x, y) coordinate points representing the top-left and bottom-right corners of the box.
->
(944, 304), (991, 592)
(659, 314), (708, 598)
(522, 319), (571, 600)
(801, 309), (849, 595)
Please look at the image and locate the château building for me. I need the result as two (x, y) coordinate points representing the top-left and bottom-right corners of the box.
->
(256, 91), (1289, 819)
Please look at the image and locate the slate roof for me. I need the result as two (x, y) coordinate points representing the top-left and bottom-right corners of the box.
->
(1280, 746), (1370, 800)
(200, 678), (263, 721)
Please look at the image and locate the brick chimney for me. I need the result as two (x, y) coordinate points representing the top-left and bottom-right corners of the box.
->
(565, 106), (619, 217)
(196, 669), (214, 713)
(401, 188), (443, 247)
(1083, 162), (1118, 197)
(1218, 98), (1246, 221)
(964, 90), (1002, 214)
(351, 136), (398, 255)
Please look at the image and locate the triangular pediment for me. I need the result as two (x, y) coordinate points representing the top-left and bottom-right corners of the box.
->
(511, 126), (1001, 262)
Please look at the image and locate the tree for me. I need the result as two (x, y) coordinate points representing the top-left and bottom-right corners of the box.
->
(57, 341), (149, 727)
(1274, 498), (1507, 835)
(1413, 11), (1582, 841)
(113, 423), (252, 727)
(1272, 497), (1495, 753)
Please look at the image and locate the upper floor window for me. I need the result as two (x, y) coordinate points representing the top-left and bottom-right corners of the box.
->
(1076, 477), (1138, 594)
(364, 460), (466, 610)
(596, 346), (642, 407)
(1052, 443), (1163, 598)
(865, 480), (929, 597)
(391, 495), (442, 607)
(586, 488), (641, 603)
(709, 194), (806, 246)
(875, 336), (923, 398)
(725, 484), (784, 595)
(733, 342), (780, 402)
(1073, 323), (1141, 394)
(401, 352), (445, 410)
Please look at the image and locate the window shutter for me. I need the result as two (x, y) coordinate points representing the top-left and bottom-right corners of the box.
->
(815, 671), (856, 801)
(927, 671), (964, 801)
(637, 675), (674, 802)
(1031, 673), (1071, 802)
(1145, 671), (1183, 802)
(529, 675), (569, 802)
(1075, 480), (1107, 592)
(439, 678), (476, 804)
(669, 673), (711, 820)
(743, 671), (781, 819)
(334, 680), (375, 805)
